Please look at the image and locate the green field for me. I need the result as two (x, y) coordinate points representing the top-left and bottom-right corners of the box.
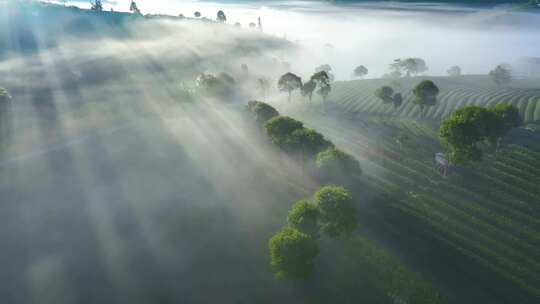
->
(328, 75), (540, 123)
(286, 106), (540, 303)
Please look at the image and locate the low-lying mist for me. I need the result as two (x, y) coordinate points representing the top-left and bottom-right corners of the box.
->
(64, 0), (540, 79)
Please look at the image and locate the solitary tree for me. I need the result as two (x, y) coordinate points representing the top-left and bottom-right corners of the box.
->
(287, 200), (320, 238)
(216, 10), (227, 22)
(278, 73), (302, 103)
(447, 66), (462, 77)
(316, 147), (362, 184)
(353, 65), (368, 78)
(412, 80), (439, 117)
(439, 104), (521, 164)
(301, 80), (316, 102)
(249, 22), (257, 28)
(246, 101), (279, 125)
(91, 0), (103, 11)
(129, 1), (141, 14)
(269, 228), (319, 279)
(390, 58), (428, 77)
(489, 65), (512, 86)
(194, 11), (201, 18)
(314, 186), (358, 238)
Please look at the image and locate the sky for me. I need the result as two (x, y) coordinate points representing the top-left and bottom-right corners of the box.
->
(49, 1), (540, 79)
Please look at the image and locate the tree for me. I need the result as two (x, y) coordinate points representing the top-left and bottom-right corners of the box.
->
(491, 103), (522, 149)
(315, 64), (335, 82)
(301, 79), (316, 102)
(246, 101), (279, 125)
(412, 80), (439, 117)
(287, 200), (320, 237)
(289, 128), (333, 157)
(439, 104), (520, 164)
(194, 11), (201, 18)
(196, 73), (236, 97)
(316, 147), (362, 184)
(353, 65), (368, 78)
(375, 86), (395, 104)
(390, 58), (428, 77)
(447, 66), (461, 77)
(216, 10), (227, 22)
(314, 186), (358, 238)
(91, 0), (103, 11)
(265, 116), (304, 149)
(311, 71), (331, 103)
(129, 1), (141, 14)
(278, 73), (302, 103)
(492, 103), (522, 134)
(489, 65), (512, 86)
(393, 93), (403, 108)
(234, 22), (241, 27)
(269, 228), (319, 279)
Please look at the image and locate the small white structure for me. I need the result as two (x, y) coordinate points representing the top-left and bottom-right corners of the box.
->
(435, 152), (449, 177)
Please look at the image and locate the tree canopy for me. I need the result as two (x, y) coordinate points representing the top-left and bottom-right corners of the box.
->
(301, 79), (317, 102)
(265, 116), (304, 148)
(412, 80), (439, 117)
(447, 66), (461, 77)
(91, 0), (103, 11)
(439, 104), (521, 164)
(375, 86), (395, 104)
(195, 72), (236, 98)
(269, 228), (319, 279)
(311, 71), (331, 102)
(287, 200), (320, 238)
(316, 147), (362, 183)
(246, 101), (279, 125)
(314, 186), (358, 238)
(129, 1), (141, 14)
(216, 10), (227, 22)
(194, 11), (201, 18)
(289, 128), (333, 157)
(353, 65), (368, 78)
(390, 58), (428, 77)
(278, 73), (303, 103)
(315, 64), (335, 82)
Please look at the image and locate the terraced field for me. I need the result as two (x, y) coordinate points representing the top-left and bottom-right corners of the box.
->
(328, 75), (540, 122)
(289, 108), (540, 304)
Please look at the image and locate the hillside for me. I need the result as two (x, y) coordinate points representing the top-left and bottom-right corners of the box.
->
(328, 75), (540, 123)
(283, 106), (540, 304)
(0, 3), (448, 304)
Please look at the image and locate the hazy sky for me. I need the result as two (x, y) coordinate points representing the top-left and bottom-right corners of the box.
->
(53, 1), (540, 78)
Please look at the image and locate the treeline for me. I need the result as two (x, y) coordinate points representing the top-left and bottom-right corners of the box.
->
(246, 100), (363, 279)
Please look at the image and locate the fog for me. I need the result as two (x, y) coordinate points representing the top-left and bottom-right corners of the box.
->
(63, 0), (540, 79)
(1, 1), (539, 303)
